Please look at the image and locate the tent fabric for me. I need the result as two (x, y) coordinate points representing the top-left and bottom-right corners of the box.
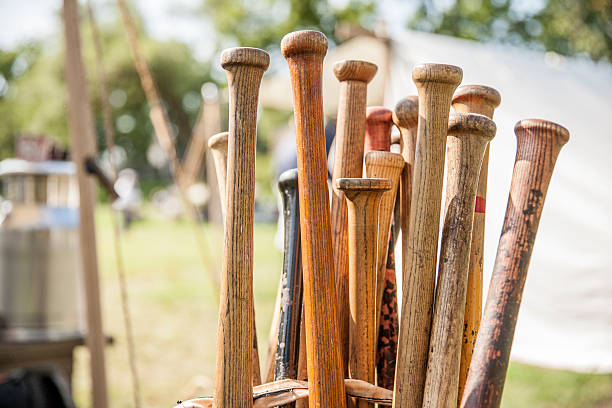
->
(261, 29), (612, 373)
(386, 30), (612, 373)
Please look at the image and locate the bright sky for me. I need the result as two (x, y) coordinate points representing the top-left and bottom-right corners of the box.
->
(0, 0), (417, 61)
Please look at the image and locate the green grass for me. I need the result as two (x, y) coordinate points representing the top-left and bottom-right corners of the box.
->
(72, 206), (612, 407)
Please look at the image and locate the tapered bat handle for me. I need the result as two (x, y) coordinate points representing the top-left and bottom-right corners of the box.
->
(336, 177), (391, 408)
(461, 119), (569, 408)
(281, 30), (346, 408)
(394, 63), (462, 408)
(423, 113), (496, 408)
(452, 85), (501, 404)
(330, 58), (377, 375)
(207, 131), (229, 217)
(214, 47), (269, 408)
(392, 96), (419, 289)
(275, 168), (303, 388)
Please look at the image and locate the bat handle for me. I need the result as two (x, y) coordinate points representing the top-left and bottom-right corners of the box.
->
(331, 58), (377, 376)
(275, 168), (303, 386)
(364, 107), (393, 153)
(461, 119), (569, 408)
(281, 30), (347, 408)
(336, 177), (391, 408)
(207, 131), (229, 218)
(214, 46), (269, 408)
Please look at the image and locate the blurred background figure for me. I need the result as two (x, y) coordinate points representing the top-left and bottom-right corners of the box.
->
(112, 168), (142, 228)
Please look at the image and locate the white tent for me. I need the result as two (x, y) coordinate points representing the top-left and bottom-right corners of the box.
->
(261, 30), (612, 373)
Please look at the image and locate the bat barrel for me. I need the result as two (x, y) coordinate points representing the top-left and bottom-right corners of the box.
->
(461, 119), (569, 408)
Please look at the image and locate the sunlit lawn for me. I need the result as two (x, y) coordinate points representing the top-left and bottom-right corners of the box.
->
(72, 206), (612, 407)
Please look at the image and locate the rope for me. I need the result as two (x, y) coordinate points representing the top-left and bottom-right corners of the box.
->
(86, 3), (142, 407)
(115, 0), (220, 296)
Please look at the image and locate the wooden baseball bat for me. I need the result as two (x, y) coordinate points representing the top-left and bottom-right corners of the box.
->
(274, 168), (303, 388)
(451, 85), (501, 404)
(391, 96), (419, 291)
(393, 64), (462, 408)
(281, 30), (346, 408)
(363, 108), (403, 394)
(330, 59), (378, 374)
(422, 113), (496, 408)
(208, 129), (262, 387)
(336, 177), (391, 408)
(213, 47), (269, 408)
(460, 119), (569, 408)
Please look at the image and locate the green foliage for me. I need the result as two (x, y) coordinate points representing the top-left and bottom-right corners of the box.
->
(409, 0), (612, 62)
(200, 0), (376, 51)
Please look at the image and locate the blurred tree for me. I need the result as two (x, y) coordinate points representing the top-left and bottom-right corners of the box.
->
(409, 0), (612, 62)
(0, 13), (213, 186)
(200, 0), (376, 51)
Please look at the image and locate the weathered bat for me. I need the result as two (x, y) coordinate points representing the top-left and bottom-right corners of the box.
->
(422, 113), (496, 408)
(393, 64), (462, 408)
(460, 119), (569, 408)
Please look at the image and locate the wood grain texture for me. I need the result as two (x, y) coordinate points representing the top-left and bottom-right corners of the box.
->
(208, 128), (262, 387)
(330, 59), (378, 375)
(460, 119), (569, 408)
(451, 85), (501, 405)
(364, 107), (393, 153)
(364, 151), (403, 331)
(62, 1), (109, 406)
(214, 47), (269, 408)
(393, 64), (462, 408)
(392, 96), (419, 292)
(281, 30), (346, 408)
(275, 169), (303, 390)
(336, 178), (391, 408)
(422, 113), (496, 408)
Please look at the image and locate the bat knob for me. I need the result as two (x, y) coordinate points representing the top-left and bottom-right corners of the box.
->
(220, 47), (270, 70)
(278, 168), (299, 191)
(333, 60), (378, 83)
(208, 131), (228, 151)
(392, 96), (419, 129)
(448, 113), (497, 142)
(366, 106), (392, 123)
(365, 151), (405, 171)
(412, 63), (463, 86)
(514, 119), (570, 146)
(453, 85), (501, 109)
(335, 177), (392, 192)
(281, 30), (328, 59)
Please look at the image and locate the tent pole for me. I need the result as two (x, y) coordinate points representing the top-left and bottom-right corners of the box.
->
(62, 1), (109, 407)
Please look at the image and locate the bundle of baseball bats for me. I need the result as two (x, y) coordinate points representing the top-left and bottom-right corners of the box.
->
(176, 30), (570, 408)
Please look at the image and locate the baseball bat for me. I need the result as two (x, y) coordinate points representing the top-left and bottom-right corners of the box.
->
(422, 113), (496, 408)
(281, 30), (346, 408)
(336, 177), (391, 408)
(451, 85), (501, 404)
(391, 96), (418, 291)
(213, 47), (269, 408)
(207, 131), (229, 214)
(208, 129), (262, 387)
(461, 119), (569, 408)
(274, 168), (303, 389)
(393, 63), (463, 408)
(363, 107), (403, 394)
(330, 59), (378, 374)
